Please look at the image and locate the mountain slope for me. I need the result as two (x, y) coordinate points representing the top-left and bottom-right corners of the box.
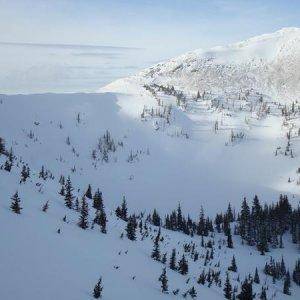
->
(1, 28), (300, 299)
(137, 27), (300, 103)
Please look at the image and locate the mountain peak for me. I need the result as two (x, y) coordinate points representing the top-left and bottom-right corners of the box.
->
(139, 28), (300, 103)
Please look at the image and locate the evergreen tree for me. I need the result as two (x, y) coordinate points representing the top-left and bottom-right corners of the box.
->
(197, 270), (206, 285)
(85, 184), (92, 199)
(75, 197), (80, 211)
(226, 203), (234, 222)
(99, 209), (107, 234)
(169, 248), (177, 270)
(126, 215), (137, 241)
(42, 200), (49, 212)
(10, 191), (22, 214)
(189, 286), (197, 298)
(227, 228), (234, 248)
(283, 271), (291, 295)
(0, 137), (5, 154)
(94, 208), (107, 234)
(239, 198), (250, 241)
(253, 267), (260, 284)
(260, 287), (267, 300)
(59, 185), (65, 196)
(4, 159), (12, 172)
(93, 189), (103, 210)
(93, 277), (103, 299)
(78, 196), (89, 229)
(64, 176), (74, 209)
(151, 228), (161, 261)
(152, 208), (161, 226)
(39, 166), (46, 180)
(161, 253), (167, 264)
(20, 165), (30, 183)
(257, 224), (268, 255)
(228, 255), (237, 272)
(293, 259), (300, 285)
(178, 254), (188, 275)
(223, 272), (232, 299)
(59, 175), (65, 185)
(237, 279), (254, 300)
(159, 267), (168, 293)
(116, 196), (128, 221)
(177, 203), (183, 230)
(224, 218), (234, 248)
(120, 196), (128, 221)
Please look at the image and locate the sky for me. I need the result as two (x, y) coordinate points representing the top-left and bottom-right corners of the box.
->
(1, 0), (300, 56)
(1, 0), (300, 94)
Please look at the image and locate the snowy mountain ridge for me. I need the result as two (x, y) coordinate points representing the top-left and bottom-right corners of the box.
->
(133, 27), (300, 103)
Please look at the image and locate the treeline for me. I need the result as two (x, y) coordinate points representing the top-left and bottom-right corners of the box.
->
(143, 195), (300, 255)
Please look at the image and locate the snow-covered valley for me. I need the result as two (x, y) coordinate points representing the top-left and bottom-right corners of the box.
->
(1, 28), (300, 299)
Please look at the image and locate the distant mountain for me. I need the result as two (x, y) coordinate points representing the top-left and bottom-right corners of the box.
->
(138, 28), (300, 103)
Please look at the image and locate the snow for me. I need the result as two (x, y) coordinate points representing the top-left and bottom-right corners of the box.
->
(137, 27), (300, 103)
(0, 28), (300, 299)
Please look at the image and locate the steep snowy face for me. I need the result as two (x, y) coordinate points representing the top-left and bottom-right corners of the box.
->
(141, 28), (300, 103)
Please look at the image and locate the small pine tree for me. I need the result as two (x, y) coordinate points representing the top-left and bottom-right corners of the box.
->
(93, 189), (103, 210)
(293, 259), (300, 285)
(0, 137), (5, 154)
(224, 272), (232, 299)
(170, 248), (177, 270)
(260, 286), (267, 300)
(159, 267), (168, 293)
(85, 184), (92, 199)
(115, 196), (128, 221)
(253, 267), (260, 284)
(4, 159), (12, 172)
(237, 279), (253, 300)
(78, 197), (89, 229)
(121, 196), (128, 221)
(59, 185), (65, 196)
(178, 254), (188, 275)
(93, 277), (103, 298)
(228, 255), (237, 272)
(42, 201), (49, 212)
(283, 271), (291, 295)
(64, 176), (74, 209)
(99, 209), (107, 234)
(126, 215), (137, 241)
(75, 197), (80, 211)
(227, 227), (234, 248)
(197, 269), (206, 285)
(10, 191), (22, 214)
(20, 165), (29, 183)
(189, 286), (197, 298)
(151, 228), (161, 261)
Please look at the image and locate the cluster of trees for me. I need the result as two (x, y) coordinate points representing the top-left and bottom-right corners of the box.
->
(39, 165), (54, 181)
(58, 176), (107, 233)
(1, 147), (14, 172)
(235, 195), (300, 254)
(145, 195), (300, 256)
(20, 165), (30, 183)
(91, 130), (121, 163)
(116, 195), (299, 298)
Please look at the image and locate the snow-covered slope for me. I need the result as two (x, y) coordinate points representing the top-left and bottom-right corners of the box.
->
(1, 28), (300, 300)
(136, 27), (300, 103)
